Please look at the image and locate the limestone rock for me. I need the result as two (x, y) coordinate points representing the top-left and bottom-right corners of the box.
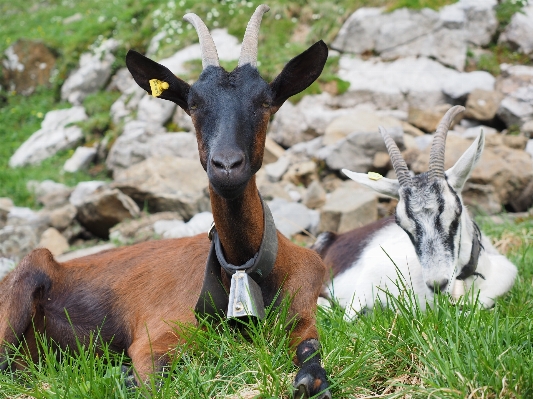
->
(263, 136), (285, 165)
(9, 107), (87, 167)
(153, 212), (213, 239)
(265, 156), (290, 183)
(137, 94), (176, 126)
(318, 183), (378, 233)
(268, 198), (319, 238)
(2, 39), (56, 95)
(69, 181), (107, 207)
(76, 188), (141, 238)
(63, 146), (97, 173)
(106, 120), (199, 175)
(38, 227), (69, 256)
(113, 156), (210, 219)
(47, 203), (77, 231)
(318, 125), (404, 172)
(302, 180), (327, 209)
(61, 39), (119, 105)
(282, 161), (318, 187)
(0, 225), (39, 263)
(498, 4), (533, 55)
(465, 89), (503, 121)
(408, 104), (460, 133)
(0, 198), (13, 228)
(109, 211), (184, 245)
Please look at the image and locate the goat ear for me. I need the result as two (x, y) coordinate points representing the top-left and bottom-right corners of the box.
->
(126, 50), (191, 112)
(269, 40), (328, 113)
(445, 129), (485, 192)
(342, 169), (400, 199)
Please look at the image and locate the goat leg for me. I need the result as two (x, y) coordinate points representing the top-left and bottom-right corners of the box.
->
(293, 339), (331, 399)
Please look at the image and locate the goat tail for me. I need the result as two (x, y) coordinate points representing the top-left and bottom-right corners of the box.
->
(311, 231), (337, 258)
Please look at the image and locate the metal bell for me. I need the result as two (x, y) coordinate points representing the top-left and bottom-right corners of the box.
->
(227, 270), (265, 319)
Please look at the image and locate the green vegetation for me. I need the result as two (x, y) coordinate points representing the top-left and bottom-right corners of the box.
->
(0, 216), (532, 398)
(387, 0), (456, 11)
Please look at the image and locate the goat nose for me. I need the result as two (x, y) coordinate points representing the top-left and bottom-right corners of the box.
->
(211, 151), (245, 174)
(426, 279), (449, 293)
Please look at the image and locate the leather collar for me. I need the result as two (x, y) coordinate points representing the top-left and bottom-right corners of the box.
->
(194, 195), (278, 319)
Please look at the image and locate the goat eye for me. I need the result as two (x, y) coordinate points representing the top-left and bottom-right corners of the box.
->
(262, 102), (270, 108)
(190, 104), (197, 110)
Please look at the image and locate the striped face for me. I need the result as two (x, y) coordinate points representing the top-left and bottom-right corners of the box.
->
(395, 174), (462, 294)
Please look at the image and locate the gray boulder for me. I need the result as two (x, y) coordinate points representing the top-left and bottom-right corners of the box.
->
(318, 183), (378, 234)
(109, 211), (184, 245)
(61, 39), (119, 105)
(113, 156), (210, 219)
(69, 181), (107, 207)
(137, 94), (176, 126)
(9, 107), (87, 167)
(63, 146), (97, 173)
(499, 4), (533, 55)
(76, 187), (141, 238)
(268, 198), (319, 238)
(106, 120), (199, 175)
(0, 225), (39, 263)
(153, 212), (213, 239)
(38, 227), (69, 256)
(0, 258), (16, 281)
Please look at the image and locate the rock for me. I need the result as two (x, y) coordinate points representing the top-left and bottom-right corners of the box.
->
(2, 39), (56, 95)
(153, 212), (213, 239)
(462, 182), (501, 215)
(282, 161), (317, 187)
(137, 94), (176, 126)
(0, 258), (16, 281)
(373, 152), (390, 169)
(330, 7), (384, 54)
(106, 120), (199, 175)
(335, 56), (494, 111)
(498, 95), (533, 128)
(462, 125), (498, 139)
(318, 183), (378, 233)
(69, 181), (107, 207)
(498, 4), (533, 55)
(464, 89), (503, 121)
(9, 106), (87, 167)
(0, 198), (13, 228)
(509, 179), (533, 213)
(263, 136), (285, 165)
(323, 108), (403, 145)
(302, 180), (326, 209)
(172, 107), (194, 132)
(526, 139), (533, 158)
(412, 134), (533, 211)
(55, 243), (116, 263)
(0, 225), (39, 263)
(76, 188), (141, 238)
(268, 198), (319, 238)
(257, 181), (292, 202)
(63, 146), (97, 173)
(63, 12), (83, 24)
(7, 207), (50, 237)
(113, 156), (210, 219)
(46, 203), (77, 231)
(408, 104), (460, 133)
(449, 0), (498, 46)
(109, 211), (184, 245)
(401, 121), (425, 137)
(38, 227), (69, 256)
(318, 124), (404, 172)
(523, 121), (533, 137)
(265, 156), (290, 183)
(61, 39), (119, 105)
(268, 93), (357, 147)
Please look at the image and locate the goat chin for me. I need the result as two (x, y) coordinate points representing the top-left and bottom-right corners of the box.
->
(319, 223), (518, 320)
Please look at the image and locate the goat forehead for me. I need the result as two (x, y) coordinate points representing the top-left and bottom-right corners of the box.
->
(191, 65), (270, 103)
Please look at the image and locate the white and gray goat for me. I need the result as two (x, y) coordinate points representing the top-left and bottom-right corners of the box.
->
(313, 106), (517, 319)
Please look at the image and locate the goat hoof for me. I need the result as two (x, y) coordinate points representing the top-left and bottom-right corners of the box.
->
(293, 370), (331, 399)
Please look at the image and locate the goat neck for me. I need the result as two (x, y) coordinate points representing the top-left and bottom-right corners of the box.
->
(209, 176), (264, 266)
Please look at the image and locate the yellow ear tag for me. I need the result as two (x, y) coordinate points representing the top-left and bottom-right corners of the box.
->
(368, 172), (383, 181)
(149, 79), (169, 97)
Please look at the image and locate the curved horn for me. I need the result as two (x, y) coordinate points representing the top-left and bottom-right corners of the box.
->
(238, 4), (270, 68)
(379, 126), (412, 187)
(183, 13), (220, 69)
(428, 105), (465, 181)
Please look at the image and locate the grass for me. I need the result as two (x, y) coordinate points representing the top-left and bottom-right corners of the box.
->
(0, 216), (532, 398)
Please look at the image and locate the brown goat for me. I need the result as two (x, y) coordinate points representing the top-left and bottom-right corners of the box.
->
(0, 5), (331, 398)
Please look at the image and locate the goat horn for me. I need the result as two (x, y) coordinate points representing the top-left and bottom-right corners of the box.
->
(238, 4), (270, 68)
(183, 13), (220, 69)
(379, 126), (412, 187)
(428, 105), (465, 181)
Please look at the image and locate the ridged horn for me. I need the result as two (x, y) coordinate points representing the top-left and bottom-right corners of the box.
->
(183, 13), (220, 69)
(428, 105), (465, 181)
(379, 126), (412, 187)
(238, 4), (270, 68)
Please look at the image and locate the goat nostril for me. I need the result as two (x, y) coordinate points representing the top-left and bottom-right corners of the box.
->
(426, 279), (449, 293)
(211, 152), (245, 173)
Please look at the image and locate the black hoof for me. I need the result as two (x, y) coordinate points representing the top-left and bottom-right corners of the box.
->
(293, 370), (331, 399)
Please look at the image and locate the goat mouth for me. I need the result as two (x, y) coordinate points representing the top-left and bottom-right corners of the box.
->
(209, 176), (250, 200)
